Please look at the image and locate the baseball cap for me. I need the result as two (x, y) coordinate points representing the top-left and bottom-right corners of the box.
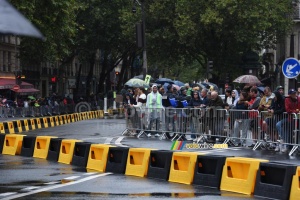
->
(276, 86), (284, 91)
(288, 89), (297, 95)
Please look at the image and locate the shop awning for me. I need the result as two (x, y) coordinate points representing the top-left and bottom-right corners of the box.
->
(0, 78), (33, 89)
(10, 88), (40, 95)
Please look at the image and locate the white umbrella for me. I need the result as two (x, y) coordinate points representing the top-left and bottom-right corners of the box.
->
(0, 0), (44, 39)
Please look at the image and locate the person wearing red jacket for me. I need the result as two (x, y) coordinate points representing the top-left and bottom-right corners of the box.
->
(277, 89), (300, 152)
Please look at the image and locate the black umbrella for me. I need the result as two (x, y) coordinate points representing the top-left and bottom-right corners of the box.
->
(155, 78), (174, 85)
(0, 0), (44, 39)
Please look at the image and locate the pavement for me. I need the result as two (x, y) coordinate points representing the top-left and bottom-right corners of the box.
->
(0, 117), (299, 199)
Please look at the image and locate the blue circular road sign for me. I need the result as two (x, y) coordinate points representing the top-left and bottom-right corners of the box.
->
(282, 58), (300, 79)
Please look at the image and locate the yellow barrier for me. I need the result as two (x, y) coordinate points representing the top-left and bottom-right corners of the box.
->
(48, 117), (55, 127)
(29, 119), (36, 130)
(22, 119), (29, 131)
(168, 152), (199, 184)
(86, 144), (112, 172)
(2, 134), (26, 155)
(35, 118), (42, 129)
(0, 122), (5, 134)
(220, 157), (268, 195)
(33, 136), (58, 159)
(58, 139), (82, 164)
(62, 115), (68, 124)
(99, 110), (104, 118)
(42, 117), (49, 128)
(89, 112), (93, 119)
(85, 112), (89, 119)
(125, 148), (152, 177)
(108, 109), (113, 115)
(13, 120), (22, 133)
(290, 166), (300, 200)
(70, 114), (75, 122)
(6, 121), (15, 133)
(93, 111), (98, 118)
(66, 115), (71, 123)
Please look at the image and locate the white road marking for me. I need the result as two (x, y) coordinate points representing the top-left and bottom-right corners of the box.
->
(0, 193), (17, 197)
(63, 176), (80, 180)
(80, 137), (105, 140)
(43, 181), (60, 185)
(104, 137), (114, 144)
(21, 186), (40, 191)
(2, 173), (112, 200)
(114, 136), (124, 145)
(83, 172), (97, 176)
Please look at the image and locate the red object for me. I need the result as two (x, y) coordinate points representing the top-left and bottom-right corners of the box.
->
(51, 76), (57, 83)
(225, 83), (229, 89)
(13, 85), (20, 90)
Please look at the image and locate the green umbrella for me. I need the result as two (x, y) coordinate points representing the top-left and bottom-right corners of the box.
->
(125, 78), (149, 88)
(28, 96), (36, 100)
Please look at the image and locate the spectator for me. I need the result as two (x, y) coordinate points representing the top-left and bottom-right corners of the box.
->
(146, 85), (163, 137)
(188, 91), (203, 140)
(224, 89), (234, 107)
(200, 89), (209, 106)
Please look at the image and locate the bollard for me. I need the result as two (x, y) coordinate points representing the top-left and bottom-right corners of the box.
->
(20, 136), (37, 157)
(72, 142), (91, 167)
(147, 150), (173, 181)
(254, 162), (296, 200)
(104, 98), (108, 114)
(193, 155), (228, 188)
(105, 146), (129, 174)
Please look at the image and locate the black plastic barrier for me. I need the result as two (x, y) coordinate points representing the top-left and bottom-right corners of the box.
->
(0, 134), (5, 153)
(72, 142), (91, 167)
(20, 136), (36, 157)
(105, 147), (129, 174)
(254, 162), (297, 200)
(193, 155), (227, 188)
(47, 138), (63, 161)
(147, 150), (173, 181)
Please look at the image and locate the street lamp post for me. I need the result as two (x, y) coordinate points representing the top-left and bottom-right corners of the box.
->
(133, 0), (147, 78)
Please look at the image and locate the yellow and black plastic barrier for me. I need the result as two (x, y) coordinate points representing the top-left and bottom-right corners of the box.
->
(35, 118), (42, 129)
(290, 166), (300, 200)
(29, 119), (36, 130)
(72, 142), (91, 167)
(47, 137), (63, 161)
(33, 136), (58, 159)
(86, 144), (112, 172)
(2, 134), (26, 155)
(220, 157), (268, 195)
(20, 119), (29, 132)
(20, 135), (37, 157)
(0, 122), (5, 134)
(147, 150), (173, 181)
(0, 133), (5, 153)
(168, 152), (200, 185)
(105, 146), (129, 174)
(193, 155), (228, 188)
(58, 139), (82, 164)
(12, 120), (22, 133)
(41, 117), (49, 128)
(3, 121), (15, 134)
(254, 162), (296, 200)
(125, 148), (152, 177)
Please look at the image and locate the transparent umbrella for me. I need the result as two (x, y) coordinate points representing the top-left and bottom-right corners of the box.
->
(125, 78), (149, 88)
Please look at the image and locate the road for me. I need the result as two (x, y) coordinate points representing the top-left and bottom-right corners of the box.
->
(0, 117), (299, 199)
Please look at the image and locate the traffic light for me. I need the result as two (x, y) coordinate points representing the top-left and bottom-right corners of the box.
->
(16, 73), (22, 85)
(51, 76), (57, 83)
(208, 61), (213, 72)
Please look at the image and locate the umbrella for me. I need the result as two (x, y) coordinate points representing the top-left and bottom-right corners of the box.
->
(125, 78), (149, 88)
(172, 84), (180, 91)
(173, 80), (185, 87)
(155, 78), (174, 85)
(27, 96), (36, 100)
(0, 0), (44, 39)
(233, 75), (262, 85)
(198, 82), (219, 91)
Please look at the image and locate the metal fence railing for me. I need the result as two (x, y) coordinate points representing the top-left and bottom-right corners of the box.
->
(122, 107), (300, 156)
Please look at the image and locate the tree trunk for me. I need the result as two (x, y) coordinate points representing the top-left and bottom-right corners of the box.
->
(85, 54), (95, 99)
(74, 64), (82, 100)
